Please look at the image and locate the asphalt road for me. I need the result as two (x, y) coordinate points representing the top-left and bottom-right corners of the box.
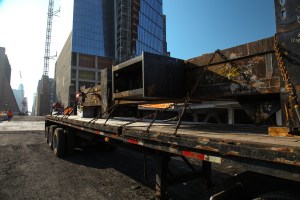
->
(0, 116), (239, 200)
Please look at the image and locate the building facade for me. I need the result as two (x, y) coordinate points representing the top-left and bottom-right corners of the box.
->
(34, 78), (56, 115)
(12, 84), (29, 114)
(0, 47), (19, 113)
(32, 93), (36, 116)
(55, 0), (167, 107)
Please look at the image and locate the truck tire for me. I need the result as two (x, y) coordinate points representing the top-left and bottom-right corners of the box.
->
(252, 191), (300, 200)
(48, 125), (57, 150)
(53, 128), (66, 157)
(45, 126), (50, 143)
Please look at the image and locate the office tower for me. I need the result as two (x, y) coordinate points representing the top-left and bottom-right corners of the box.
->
(12, 84), (24, 113)
(0, 47), (20, 113)
(115, 0), (166, 62)
(35, 78), (56, 115)
(55, 0), (167, 107)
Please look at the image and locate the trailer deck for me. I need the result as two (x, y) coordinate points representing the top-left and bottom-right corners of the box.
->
(46, 115), (300, 180)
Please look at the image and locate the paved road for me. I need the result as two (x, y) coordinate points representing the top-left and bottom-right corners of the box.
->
(0, 116), (237, 200)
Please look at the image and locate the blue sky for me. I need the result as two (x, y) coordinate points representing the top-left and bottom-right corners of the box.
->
(0, 0), (276, 111)
(164, 0), (276, 59)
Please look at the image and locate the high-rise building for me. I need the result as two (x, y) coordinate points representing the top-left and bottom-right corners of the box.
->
(115, 0), (166, 62)
(13, 84), (24, 113)
(34, 78), (56, 115)
(32, 93), (37, 116)
(55, 0), (167, 107)
(0, 47), (20, 113)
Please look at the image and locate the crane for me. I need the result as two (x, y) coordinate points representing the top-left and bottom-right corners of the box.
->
(40, 0), (59, 115)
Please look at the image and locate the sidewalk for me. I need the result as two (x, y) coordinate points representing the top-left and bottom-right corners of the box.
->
(0, 121), (45, 131)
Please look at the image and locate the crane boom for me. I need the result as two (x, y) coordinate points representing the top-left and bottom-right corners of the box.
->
(40, 0), (59, 115)
(43, 0), (55, 77)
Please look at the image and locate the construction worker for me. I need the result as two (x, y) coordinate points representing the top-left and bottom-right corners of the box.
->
(6, 110), (13, 122)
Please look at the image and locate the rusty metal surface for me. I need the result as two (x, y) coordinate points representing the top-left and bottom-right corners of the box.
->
(188, 37), (274, 67)
(185, 37), (283, 124)
(237, 94), (281, 125)
(81, 85), (102, 107)
(186, 37), (280, 99)
(274, 0), (300, 34)
(112, 52), (186, 101)
(274, 0), (300, 127)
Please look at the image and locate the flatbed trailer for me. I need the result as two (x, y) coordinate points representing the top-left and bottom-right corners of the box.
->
(45, 115), (300, 199)
(45, 1), (300, 199)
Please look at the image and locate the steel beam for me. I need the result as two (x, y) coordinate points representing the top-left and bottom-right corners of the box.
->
(113, 52), (185, 101)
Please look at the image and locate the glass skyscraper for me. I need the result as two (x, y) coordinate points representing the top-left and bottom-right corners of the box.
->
(115, 0), (166, 62)
(135, 0), (165, 55)
(71, 0), (166, 60)
(72, 0), (115, 57)
(55, 0), (167, 106)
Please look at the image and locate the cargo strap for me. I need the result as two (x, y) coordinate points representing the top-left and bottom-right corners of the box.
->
(88, 101), (119, 124)
(173, 97), (190, 136)
(103, 101), (119, 126)
(120, 103), (175, 132)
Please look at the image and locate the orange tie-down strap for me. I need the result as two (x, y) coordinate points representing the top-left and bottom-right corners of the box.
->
(64, 107), (74, 115)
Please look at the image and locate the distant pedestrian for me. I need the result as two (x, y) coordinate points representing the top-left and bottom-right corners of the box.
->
(7, 110), (13, 122)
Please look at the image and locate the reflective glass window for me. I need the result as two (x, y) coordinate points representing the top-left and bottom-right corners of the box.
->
(136, 0), (164, 56)
(72, 0), (114, 57)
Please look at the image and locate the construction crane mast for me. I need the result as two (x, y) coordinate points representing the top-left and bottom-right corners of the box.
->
(40, 0), (59, 115)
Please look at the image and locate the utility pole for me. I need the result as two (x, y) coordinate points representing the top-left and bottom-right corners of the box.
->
(40, 0), (59, 115)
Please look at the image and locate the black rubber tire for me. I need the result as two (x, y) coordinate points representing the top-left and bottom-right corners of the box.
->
(45, 126), (50, 144)
(252, 191), (300, 200)
(53, 128), (66, 157)
(48, 125), (57, 150)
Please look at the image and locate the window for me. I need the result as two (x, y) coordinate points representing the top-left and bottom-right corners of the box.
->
(78, 53), (95, 68)
(78, 70), (95, 80)
(71, 69), (76, 79)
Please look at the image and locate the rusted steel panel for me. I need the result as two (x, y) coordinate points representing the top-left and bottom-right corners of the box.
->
(238, 94), (281, 125)
(185, 37), (282, 124)
(274, 0), (300, 35)
(274, 0), (300, 87)
(274, 0), (300, 127)
(112, 52), (186, 101)
(186, 37), (280, 99)
(188, 37), (274, 67)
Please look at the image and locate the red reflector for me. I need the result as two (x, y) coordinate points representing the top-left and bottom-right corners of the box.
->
(182, 150), (205, 160)
(128, 139), (138, 144)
